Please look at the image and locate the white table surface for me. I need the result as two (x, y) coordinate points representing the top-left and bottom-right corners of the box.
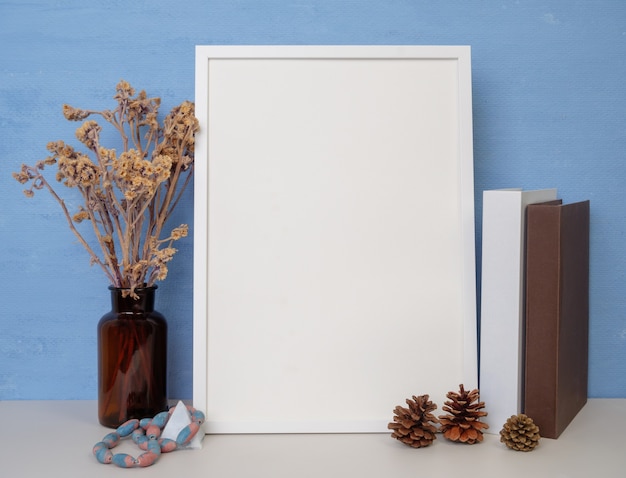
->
(0, 399), (623, 477)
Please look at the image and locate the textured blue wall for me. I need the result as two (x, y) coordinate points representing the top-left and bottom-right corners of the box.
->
(1, 1), (625, 400)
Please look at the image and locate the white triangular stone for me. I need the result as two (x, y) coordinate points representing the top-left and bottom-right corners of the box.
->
(161, 400), (204, 449)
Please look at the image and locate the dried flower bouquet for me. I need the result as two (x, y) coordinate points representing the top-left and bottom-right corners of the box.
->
(13, 80), (199, 296)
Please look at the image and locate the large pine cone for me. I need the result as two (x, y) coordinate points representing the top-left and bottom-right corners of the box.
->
(500, 414), (540, 451)
(438, 384), (488, 444)
(388, 394), (439, 448)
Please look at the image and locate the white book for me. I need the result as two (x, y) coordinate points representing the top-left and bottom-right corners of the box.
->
(479, 188), (557, 433)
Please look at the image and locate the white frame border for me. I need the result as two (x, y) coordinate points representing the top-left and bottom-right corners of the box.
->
(193, 45), (477, 433)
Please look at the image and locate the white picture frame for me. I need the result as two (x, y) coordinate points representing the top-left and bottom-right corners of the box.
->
(193, 45), (477, 434)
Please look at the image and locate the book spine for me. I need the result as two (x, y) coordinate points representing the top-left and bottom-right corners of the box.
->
(524, 205), (561, 438)
(479, 191), (525, 433)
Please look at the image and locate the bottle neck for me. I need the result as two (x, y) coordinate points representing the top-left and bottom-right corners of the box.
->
(109, 286), (157, 313)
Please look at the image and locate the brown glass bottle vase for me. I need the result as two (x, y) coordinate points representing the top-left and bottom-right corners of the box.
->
(97, 285), (168, 428)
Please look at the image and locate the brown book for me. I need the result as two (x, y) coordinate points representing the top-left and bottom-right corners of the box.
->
(523, 200), (590, 439)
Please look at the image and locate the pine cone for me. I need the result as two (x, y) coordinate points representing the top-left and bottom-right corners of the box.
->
(388, 394), (439, 448)
(438, 384), (488, 444)
(500, 414), (540, 451)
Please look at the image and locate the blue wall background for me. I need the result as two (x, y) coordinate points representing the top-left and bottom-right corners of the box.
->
(1, 0), (625, 401)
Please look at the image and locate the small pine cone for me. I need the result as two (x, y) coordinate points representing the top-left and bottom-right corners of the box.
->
(500, 414), (540, 451)
(438, 384), (489, 444)
(388, 394), (439, 448)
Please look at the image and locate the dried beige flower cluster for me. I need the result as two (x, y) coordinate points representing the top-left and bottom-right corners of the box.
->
(13, 80), (199, 297)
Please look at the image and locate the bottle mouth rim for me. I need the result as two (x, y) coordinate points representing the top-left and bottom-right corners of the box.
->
(108, 284), (158, 292)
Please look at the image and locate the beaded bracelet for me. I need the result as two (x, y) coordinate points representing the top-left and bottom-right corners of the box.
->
(93, 404), (205, 468)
